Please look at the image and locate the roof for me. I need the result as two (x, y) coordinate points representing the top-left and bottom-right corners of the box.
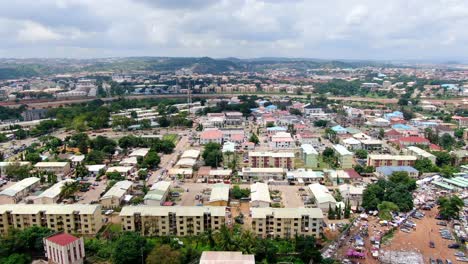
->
(242, 167), (285, 174)
(287, 169), (323, 179)
(301, 144), (318, 155)
(250, 182), (271, 203)
(0, 204), (100, 215)
(368, 154), (416, 161)
(119, 205), (226, 217)
(209, 169), (232, 176)
(85, 164), (106, 172)
(145, 181), (171, 201)
(200, 251), (255, 264)
(249, 152), (294, 158)
(308, 183), (336, 205)
(376, 166), (419, 176)
(120, 156), (138, 165)
(343, 137), (361, 145)
(168, 168), (193, 176)
(251, 207), (324, 219)
(0, 161), (31, 167)
(407, 146), (436, 158)
(331, 125), (347, 132)
(69, 155), (85, 162)
(339, 184), (364, 195)
(209, 183), (230, 202)
(46, 233), (79, 246)
(222, 142), (236, 153)
(101, 180), (133, 200)
(333, 144), (353, 156)
(176, 158), (197, 167)
(0, 177), (40, 197)
(36, 179), (75, 199)
(200, 129), (223, 139)
(34, 162), (69, 168)
(399, 137), (430, 144)
(129, 148), (150, 157)
(181, 149), (200, 159)
(107, 166), (133, 173)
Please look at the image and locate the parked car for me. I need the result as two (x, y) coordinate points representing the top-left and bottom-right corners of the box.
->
(448, 244), (460, 249)
(436, 259), (443, 264)
(430, 258), (436, 264)
(430, 241), (435, 248)
(437, 221), (447, 226)
(446, 260), (453, 264)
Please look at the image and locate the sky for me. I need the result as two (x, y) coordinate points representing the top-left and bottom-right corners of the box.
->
(0, 0), (467, 61)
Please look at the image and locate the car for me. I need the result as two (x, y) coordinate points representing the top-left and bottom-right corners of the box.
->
(171, 192), (180, 197)
(104, 210), (114, 215)
(446, 259), (453, 264)
(448, 244), (460, 249)
(430, 241), (435, 248)
(435, 215), (444, 220)
(455, 252), (465, 257)
(430, 258), (436, 264)
(437, 221), (447, 226)
(436, 259), (443, 264)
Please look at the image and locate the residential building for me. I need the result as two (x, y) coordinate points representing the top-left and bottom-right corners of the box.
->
(207, 183), (230, 206)
(241, 167), (285, 181)
(251, 207), (323, 239)
(0, 204), (102, 235)
(397, 136), (430, 147)
(106, 166), (134, 177)
(200, 251), (255, 264)
(144, 181), (171, 206)
(406, 146), (436, 164)
(44, 233), (85, 264)
(250, 182), (271, 208)
(34, 162), (71, 177)
(308, 183), (336, 211)
(270, 132), (295, 149)
(129, 148), (150, 158)
(300, 144), (318, 168)
(120, 206), (226, 236)
(200, 129), (224, 145)
(248, 151), (294, 169)
(286, 169), (324, 185)
(100, 180), (133, 208)
(360, 139), (382, 151)
(224, 112), (243, 126)
(0, 177), (40, 204)
(367, 154), (417, 167)
(338, 184), (364, 206)
(34, 179), (75, 204)
(375, 166), (419, 178)
(331, 125), (347, 134)
(333, 144), (354, 169)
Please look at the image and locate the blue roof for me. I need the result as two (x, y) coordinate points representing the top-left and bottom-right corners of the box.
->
(267, 126), (286, 131)
(376, 166), (419, 177)
(392, 124), (411, 130)
(331, 125), (347, 132)
(266, 105), (277, 109)
(441, 84), (457, 89)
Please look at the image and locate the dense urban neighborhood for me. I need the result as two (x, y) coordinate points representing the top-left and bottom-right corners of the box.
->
(0, 57), (467, 264)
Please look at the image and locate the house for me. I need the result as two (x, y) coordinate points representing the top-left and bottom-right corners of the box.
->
(338, 184), (364, 206)
(332, 144), (354, 169)
(270, 132), (295, 149)
(367, 154), (417, 167)
(384, 129), (402, 140)
(34, 179), (75, 204)
(208, 183), (230, 206)
(375, 166), (419, 178)
(100, 180), (133, 208)
(144, 181), (171, 206)
(240, 167), (285, 181)
(0, 161), (31, 176)
(286, 169), (324, 184)
(129, 148), (150, 158)
(224, 112), (243, 126)
(342, 137), (362, 150)
(0, 177), (40, 204)
(296, 131), (321, 145)
(106, 166), (134, 177)
(181, 149), (200, 159)
(308, 183), (336, 212)
(360, 139), (382, 151)
(397, 137), (430, 147)
(200, 129), (224, 145)
(44, 233), (85, 264)
(168, 168), (193, 178)
(34, 162), (71, 178)
(85, 164), (107, 177)
(300, 144), (318, 168)
(250, 182), (271, 208)
(331, 125), (348, 134)
(371, 118), (390, 127)
(406, 146), (436, 164)
(200, 251), (255, 264)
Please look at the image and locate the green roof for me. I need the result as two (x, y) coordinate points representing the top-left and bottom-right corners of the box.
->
(442, 178), (468, 188)
(432, 181), (454, 190)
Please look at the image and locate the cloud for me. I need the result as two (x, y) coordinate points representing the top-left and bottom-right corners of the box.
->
(0, 0), (467, 60)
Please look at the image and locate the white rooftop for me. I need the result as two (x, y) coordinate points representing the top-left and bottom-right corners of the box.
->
(34, 162), (69, 168)
(0, 177), (39, 197)
(35, 179), (75, 199)
(333, 144), (353, 156)
(301, 144), (318, 155)
(250, 182), (271, 203)
(181, 149), (200, 159)
(251, 207), (324, 219)
(209, 183), (230, 203)
(308, 183), (336, 205)
(119, 205), (226, 217)
(129, 148), (150, 157)
(101, 180), (133, 200)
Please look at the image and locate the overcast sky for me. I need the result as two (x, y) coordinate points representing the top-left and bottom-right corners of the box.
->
(0, 0), (467, 60)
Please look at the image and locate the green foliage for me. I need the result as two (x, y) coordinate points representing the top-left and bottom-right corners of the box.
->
(414, 158), (437, 173)
(438, 196), (464, 220)
(289, 108), (302, 116)
(202, 143), (223, 167)
(378, 201), (399, 220)
(0, 226), (53, 263)
(354, 149), (368, 159)
(107, 172), (125, 181)
(85, 150), (106, 164)
(232, 185), (250, 199)
(433, 151), (454, 167)
(112, 232), (148, 264)
(249, 133), (259, 144)
(146, 244), (181, 264)
(25, 152), (41, 163)
(313, 119), (328, 127)
(90, 136), (117, 154)
(4, 163), (31, 180)
(141, 151), (161, 169)
(439, 134), (456, 150)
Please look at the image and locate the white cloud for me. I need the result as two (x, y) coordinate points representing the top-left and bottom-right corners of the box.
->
(17, 21), (62, 42)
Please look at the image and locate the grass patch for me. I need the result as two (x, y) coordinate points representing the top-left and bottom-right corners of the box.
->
(108, 223), (121, 233)
(163, 134), (178, 144)
(381, 228), (395, 245)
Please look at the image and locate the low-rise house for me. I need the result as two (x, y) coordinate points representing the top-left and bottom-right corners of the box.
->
(120, 206), (226, 236)
(181, 149), (201, 159)
(85, 164), (107, 177)
(208, 183), (230, 206)
(44, 233), (85, 264)
(168, 168), (193, 178)
(241, 167), (285, 181)
(175, 158), (197, 168)
(251, 207), (324, 238)
(331, 125), (348, 134)
(360, 139), (382, 151)
(342, 137), (362, 150)
(0, 177), (40, 204)
(338, 184), (364, 206)
(100, 180), (133, 208)
(250, 182), (271, 208)
(200, 129), (224, 145)
(144, 181), (171, 206)
(396, 136), (430, 147)
(308, 183), (336, 211)
(270, 132), (295, 149)
(34, 179), (75, 204)
(129, 148), (150, 158)
(286, 169), (324, 184)
(106, 166), (134, 177)
(34, 162), (71, 178)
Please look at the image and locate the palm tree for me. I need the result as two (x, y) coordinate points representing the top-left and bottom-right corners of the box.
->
(60, 181), (80, 201)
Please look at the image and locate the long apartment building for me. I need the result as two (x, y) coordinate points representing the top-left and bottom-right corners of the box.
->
(120, 206), (226, 236)
(251, 207), (324, 239)
(332, 144), (354, 169)
(367, 154), (417, 167)
(248, 151), (294, 169)
(406, 146), (436, 164)
(0, 204), (102, 235)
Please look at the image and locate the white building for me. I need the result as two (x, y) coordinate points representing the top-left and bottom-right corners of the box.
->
(100, 180), (133, 208)
(0, 177), (40, 204)
(34, 179), (75, 204)
(144, 181), (171, 206)
(406, 146), (436, 164)
(44, 233), (85, 264)
(308, 183), (336, 211)
(250, 182), (271, 208)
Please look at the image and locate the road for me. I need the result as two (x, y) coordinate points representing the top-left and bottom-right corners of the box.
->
(1, 93), (466, 109)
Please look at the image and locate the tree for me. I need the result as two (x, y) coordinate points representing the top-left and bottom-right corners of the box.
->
(313, 119), (328, 127)
(289, 108), (302, 116)
(354, 149), (368, 159)
(106, 172), (124, 181)
(202, 143), (223, 167)
(414, 158), (436, 173)
(439, 133), (456, 150)
(158, 116), (170, 127)
(75, 163), (89, 178)
(328, 204), (335, 220)
(112, 232), (148, 264)
(1, 253), (31, 264)
(377, 201), (399, 220)
(142, 151), (161, 169)
(295, 236), (322, 264)
(433, 151), (453, 167)
(60, 181), (80, 200)
(146, 245), (180, 264)
(4, 163), (31, 180)
(454, 128), (464, 139)
(85, 150), (106, 164)
(438, 196), (464, 220)
(25, 152), (42, 163)
(344, 199), (351, 219)
(378, 128), (385, 139)
(322, 147), (334, 158)
(232, 185), (250, 199)
(249, 133), (259, 145)
(90, 136), (117, 154)
(112, 115), (133, 130)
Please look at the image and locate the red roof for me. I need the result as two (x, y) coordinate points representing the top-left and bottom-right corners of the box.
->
(344, 169), (362, 179)
(429, 144), (442, 151)
(385, 129), (401, 136)
(398, 136), (429, 143)
(46, 233), (79, 246)
(200, 130), (223, 140)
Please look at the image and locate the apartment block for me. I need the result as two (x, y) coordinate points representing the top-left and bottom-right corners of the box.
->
(0, 204), (102, 235)
(406, 146), (436, 164)
(248, 152), (294, 169)
(332, 144), (354, 169)
(34, 162), (71, 177)
(367, 154), (417, 167)
(300, 144), (318, 168)
(0, 177), (40, 204)
(120, 206), (226, 236)
(251, 207), (323, 239)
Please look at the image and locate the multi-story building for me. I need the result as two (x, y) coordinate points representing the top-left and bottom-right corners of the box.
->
(0, 177), (40, 204)
(248, 152), (294, 169)
(270, 132), (295, 149)
(251, 207), (324, 239)
(224, 112), (243, 126)
(34, 162), (71, 177)
(300, 144), (318, 168)
(44, 233), (85, 264)
(100, 180), (133, 208)
(0, 204), (102, 235)
(34, 179), (75, 204)
(120, 206), (226, 236)
(406, 146), (436, 164)
(367, 154), (417, 167)
(200, 251), (255, 264)
(200, 129), (224, 145)
(241, 167), (286, 181)
(332, 144), (354, 169)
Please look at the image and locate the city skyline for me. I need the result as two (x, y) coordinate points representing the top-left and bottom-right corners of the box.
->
(0, 0), (467, 61)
